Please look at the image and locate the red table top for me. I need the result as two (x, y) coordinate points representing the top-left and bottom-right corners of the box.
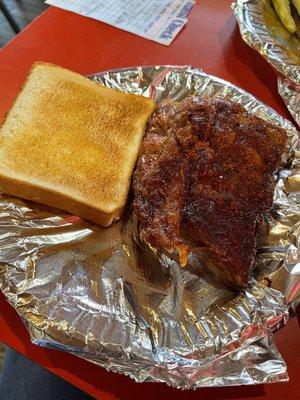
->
(0, 1), (299, 399)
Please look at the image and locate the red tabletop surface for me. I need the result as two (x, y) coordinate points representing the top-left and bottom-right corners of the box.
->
(0, 1), (299, 399)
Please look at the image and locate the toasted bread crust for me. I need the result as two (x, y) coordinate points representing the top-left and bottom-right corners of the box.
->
(0, 62), (155, 226)
(0, 172), (121, 226)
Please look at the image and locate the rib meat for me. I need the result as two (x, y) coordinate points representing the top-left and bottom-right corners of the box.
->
(133, 97), (286, 289)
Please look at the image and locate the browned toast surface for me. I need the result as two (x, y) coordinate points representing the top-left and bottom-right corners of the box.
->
(0, 62), (155, 225)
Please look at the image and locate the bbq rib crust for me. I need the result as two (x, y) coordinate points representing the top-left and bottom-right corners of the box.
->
(133, 97), (286, 289)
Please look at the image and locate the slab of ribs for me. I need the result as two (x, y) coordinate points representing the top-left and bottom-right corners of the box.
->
(133, 97), (286, 290)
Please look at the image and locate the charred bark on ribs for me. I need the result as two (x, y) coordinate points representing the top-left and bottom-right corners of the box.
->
(133, 97), (286, 290)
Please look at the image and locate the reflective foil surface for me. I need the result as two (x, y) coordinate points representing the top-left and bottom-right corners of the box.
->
(234, 0), (300, 128)
(0, 66), (299, 389)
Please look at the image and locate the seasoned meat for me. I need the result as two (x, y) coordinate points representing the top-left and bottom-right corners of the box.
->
(133, 97), (286, 289)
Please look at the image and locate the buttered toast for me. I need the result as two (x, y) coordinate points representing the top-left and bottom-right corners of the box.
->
(0, 62), (155, 226)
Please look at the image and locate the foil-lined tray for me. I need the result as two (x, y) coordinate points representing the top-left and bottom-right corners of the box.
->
(0, 66), (299, 389)
(233, 0), (300, 127)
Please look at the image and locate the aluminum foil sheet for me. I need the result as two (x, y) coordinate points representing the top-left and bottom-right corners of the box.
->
(233, 0), (300, 127)
(278, 75), (300, 127)
(0, 66), (299, 389)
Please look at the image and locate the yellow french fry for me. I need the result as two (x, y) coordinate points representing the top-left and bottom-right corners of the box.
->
(272, 0), (297, 32)
(291, 0), (300, 15)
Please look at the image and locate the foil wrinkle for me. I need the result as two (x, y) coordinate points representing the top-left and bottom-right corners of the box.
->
(233, 0), (300, 127)
(0, 66), (299, 389)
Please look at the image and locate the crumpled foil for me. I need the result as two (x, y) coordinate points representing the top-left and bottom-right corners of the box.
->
(0, 66), (299, 389)
(233, 0), (300, 128)
(278, 76), (300, 127)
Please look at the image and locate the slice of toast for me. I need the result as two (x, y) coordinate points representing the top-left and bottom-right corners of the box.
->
(0, 62), (155, 226)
